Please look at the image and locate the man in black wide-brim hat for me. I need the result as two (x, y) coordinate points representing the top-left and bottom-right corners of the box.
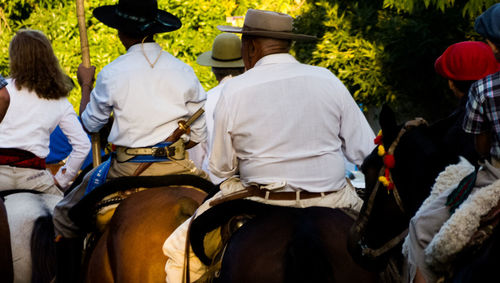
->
(52, 0), (209, 281)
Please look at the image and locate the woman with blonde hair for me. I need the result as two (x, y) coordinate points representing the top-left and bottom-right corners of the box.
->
(0, 29), (90, 194)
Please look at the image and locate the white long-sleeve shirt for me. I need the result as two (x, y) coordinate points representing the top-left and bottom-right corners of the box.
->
(209, 54), (375, 192)
(82, 42), (207, 147)
(188, 76), (232, 184)
(0, 79), (91, 188)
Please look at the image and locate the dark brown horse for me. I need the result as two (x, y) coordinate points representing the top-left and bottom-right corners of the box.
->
(347, 105), (464, 275)
(69, 174), (217, 283)
(201, 201), (377, 283)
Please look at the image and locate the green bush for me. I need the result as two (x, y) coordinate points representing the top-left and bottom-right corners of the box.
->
(0, 0), (496, 121)
(0, 0), (301, 111)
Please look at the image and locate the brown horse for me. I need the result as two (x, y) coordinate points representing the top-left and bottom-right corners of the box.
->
(69, 174), (217, 283)
(202, 200), (378, 283)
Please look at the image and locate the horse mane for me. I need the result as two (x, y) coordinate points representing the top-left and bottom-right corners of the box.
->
(31, 213), (55, 283)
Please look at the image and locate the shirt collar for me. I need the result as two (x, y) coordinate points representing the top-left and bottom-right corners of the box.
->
(254, 53), (298, 68)
(127, 42), (162, 53)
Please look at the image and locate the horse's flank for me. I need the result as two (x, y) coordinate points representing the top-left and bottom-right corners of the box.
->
(85, 186), (207, 283)
(217, 206), (377, 283)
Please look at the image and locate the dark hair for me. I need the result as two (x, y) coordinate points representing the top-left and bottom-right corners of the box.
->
(118, 30), (154, 42)
(491, 40), (500, 50)
(9, 30), (73, 99)
(452, 80), (476, 94)
(212, 67), (245, 81)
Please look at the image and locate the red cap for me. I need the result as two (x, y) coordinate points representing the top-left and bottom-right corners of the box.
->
(434, 41), (500, 81)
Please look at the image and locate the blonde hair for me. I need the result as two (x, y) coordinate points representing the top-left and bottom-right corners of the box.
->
(9, 29), (73, 99)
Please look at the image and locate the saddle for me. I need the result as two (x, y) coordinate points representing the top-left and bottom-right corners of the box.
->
(69, 174), (217, 232)
(189, 200), (274, 266)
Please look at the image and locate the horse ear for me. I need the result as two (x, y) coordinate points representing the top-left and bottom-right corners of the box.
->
(379, 104), (398, 142)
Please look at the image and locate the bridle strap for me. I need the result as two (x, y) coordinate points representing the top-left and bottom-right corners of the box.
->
(360, 228), (409, 258)
(391, 175), (406, 214)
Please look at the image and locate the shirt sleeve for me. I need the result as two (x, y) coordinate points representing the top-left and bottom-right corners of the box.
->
(81, 70), (113, 133)
(463, 82), (488, 134)
(185, 79), (208, 144)
(54, 103), (91, 189)
(0, 74), (7, 89)
(338, 89), (376, 166)
(209, 91), (238, 178)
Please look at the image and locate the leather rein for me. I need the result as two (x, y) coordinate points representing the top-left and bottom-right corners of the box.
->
(352, 118), (428, 259)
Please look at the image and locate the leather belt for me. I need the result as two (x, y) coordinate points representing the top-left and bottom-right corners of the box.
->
(115, 140), (185, 162)
(124, 146), (176, 157)
(210, 185), (335, 206)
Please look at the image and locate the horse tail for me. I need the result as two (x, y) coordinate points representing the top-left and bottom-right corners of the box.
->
(30, 213), (56, 283)
(284, 210), (334, 283)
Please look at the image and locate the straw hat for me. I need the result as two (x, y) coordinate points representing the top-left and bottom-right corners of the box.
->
(93, 0), (181, 37)
(217, 9), (316, 41)
(197, 33), (244, 68)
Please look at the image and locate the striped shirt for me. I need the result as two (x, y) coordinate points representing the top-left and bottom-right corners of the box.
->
(463, 71), (500, 158)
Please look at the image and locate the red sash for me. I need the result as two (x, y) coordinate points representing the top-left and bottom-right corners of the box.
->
(0, 148), (46, 170)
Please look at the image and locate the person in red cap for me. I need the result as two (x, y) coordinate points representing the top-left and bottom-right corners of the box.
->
(404, 41), (500, 283)
(434, 41), (500, 166)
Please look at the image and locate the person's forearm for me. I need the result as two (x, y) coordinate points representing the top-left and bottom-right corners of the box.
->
(475, 131), (492, 159)
(77, 64), (96, 116)
(79, 83), (93, 115)
(0, 87), (10, 123)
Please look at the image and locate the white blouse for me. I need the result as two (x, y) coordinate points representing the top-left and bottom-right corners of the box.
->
(0, 79), (90, 188)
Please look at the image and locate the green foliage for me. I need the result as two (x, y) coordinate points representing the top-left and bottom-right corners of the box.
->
(383, 0), (498, 17)
(294, 0), (491, 120)
(296, 1), (391, 108)
(0, 0), (497, 121)
(0, 0), (301, 112)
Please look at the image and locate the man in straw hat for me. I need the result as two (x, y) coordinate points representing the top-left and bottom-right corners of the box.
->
(52, 0), (208, 281)
(188, 33), (245, 184)
(163, 9), (374, 282)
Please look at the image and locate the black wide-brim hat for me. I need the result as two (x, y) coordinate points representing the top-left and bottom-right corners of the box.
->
(93, 0), (181, 37)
